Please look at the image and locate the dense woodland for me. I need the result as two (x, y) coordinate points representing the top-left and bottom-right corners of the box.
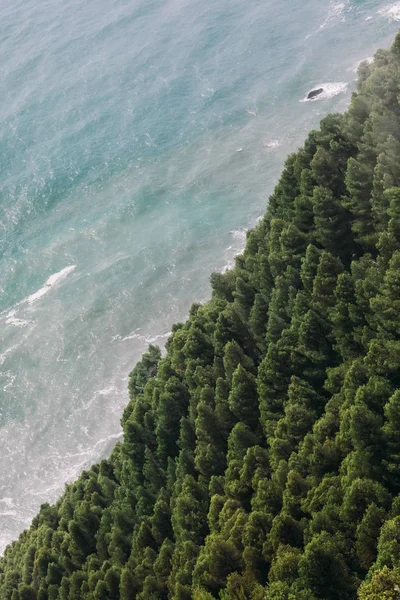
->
(3, 33), (400, 600)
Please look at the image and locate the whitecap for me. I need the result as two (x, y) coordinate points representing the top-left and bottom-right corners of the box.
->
(230, 228), (247, 241)
(320, 2), (346, 30)
(2, 371), (16, 392)
(264, 139), (281, 150)
(26, 287), (49, 304)
(0, 344), (19, 366)
(5, 315), (30, 328)
(306, 1), (347, 38)
(26, 265), (76, 305)
(378, 3), (400, 20)
(45, 266), (76, 286)
(300, 82), (348, 103)
(0, 265), (76, 327)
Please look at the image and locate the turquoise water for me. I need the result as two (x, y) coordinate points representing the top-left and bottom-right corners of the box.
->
(0, 0), (399, 551)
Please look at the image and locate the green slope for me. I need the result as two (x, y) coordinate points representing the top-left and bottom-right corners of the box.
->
(3, 33), (400, 600)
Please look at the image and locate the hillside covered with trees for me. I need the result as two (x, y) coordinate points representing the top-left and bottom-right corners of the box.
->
(3, 33), (400, 600)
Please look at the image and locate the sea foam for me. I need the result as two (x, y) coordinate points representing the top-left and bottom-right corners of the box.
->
(379, 3), (400, 20)
(5, 315), (30, 328)
(26, 266), (76, 305)
(320, 2), (347, 30)
(300, 82), (348, 102)
(306, 1), (348, 38)
(120, 330), (172, 344)
(264, 139), (281, 151)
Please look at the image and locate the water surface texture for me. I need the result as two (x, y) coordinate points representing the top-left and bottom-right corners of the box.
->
(1, 0), (399, 551)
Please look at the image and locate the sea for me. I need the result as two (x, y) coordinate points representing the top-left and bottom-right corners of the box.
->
(0, 0), (399, 552)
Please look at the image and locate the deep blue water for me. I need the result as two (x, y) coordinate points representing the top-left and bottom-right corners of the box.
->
(1, 0), (399, 551)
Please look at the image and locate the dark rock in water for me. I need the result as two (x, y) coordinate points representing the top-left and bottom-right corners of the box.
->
(307, 88), (324, 99)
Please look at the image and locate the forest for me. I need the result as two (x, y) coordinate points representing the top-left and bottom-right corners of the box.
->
(2, 32), (400, 600)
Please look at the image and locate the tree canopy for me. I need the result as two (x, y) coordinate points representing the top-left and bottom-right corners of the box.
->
(3, 34), (400, 600)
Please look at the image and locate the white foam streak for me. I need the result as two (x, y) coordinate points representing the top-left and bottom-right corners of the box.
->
(26, 265), (76, 305)
(0, 344), (19, 366)
(120, 330), (172, 344)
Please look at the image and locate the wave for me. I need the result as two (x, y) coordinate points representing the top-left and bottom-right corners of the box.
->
(117, 330), (172, 344)
(319, 2), (347, 30)
(26, 265), (76, 305)
(264, 139), (281, 151)
(0, 266), (76, 346)
(300, 82), (348, 103)
(1, 370), (16, 393)
(306, 1), (348, 38)
(230, 227), (247, 242)
(220, 227), (251, 273)
(1, 266), (77, 319)
(5, 313), (31, 328)
(0, 344), (20, 366)
(379, 3), (400, 21)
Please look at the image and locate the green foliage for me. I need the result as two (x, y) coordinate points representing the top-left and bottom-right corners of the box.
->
(3, 35), (400, 600)
(127, 345), (162, 401)
(357, 566), (400, 600)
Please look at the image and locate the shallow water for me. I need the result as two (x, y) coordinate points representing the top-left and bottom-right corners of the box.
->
(1, 0), (399, 551)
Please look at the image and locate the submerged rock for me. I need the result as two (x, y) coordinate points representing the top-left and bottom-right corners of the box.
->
(307, 87), (324, 99)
